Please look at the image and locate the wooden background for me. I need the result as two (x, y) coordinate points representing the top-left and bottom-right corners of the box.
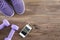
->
(0, 0), (60, 40)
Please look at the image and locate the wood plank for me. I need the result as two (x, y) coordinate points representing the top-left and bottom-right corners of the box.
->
(0, 0), (60, 40)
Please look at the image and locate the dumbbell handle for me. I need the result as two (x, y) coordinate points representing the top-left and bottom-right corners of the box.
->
(0, 23), (5, 30)
(7, 29), (15, 39)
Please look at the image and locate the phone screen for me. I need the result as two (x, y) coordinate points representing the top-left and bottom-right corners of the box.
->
(21, 26), (30, 35)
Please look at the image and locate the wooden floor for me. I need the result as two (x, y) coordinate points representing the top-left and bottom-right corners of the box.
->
(0, 0), (60, 40)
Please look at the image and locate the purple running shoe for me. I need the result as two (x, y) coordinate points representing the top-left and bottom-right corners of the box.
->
(11, 0), (25, 15)
(0, 0), (14, 17)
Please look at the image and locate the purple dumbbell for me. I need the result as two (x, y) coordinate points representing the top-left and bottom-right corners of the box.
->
(0, 19), (10, 30)
(4, 24), (19, 40)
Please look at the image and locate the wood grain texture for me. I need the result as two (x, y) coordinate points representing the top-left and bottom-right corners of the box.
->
(0, 0), (60, 40)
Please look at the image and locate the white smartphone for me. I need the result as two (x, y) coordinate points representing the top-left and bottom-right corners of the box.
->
(19, 24), (32, 38)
